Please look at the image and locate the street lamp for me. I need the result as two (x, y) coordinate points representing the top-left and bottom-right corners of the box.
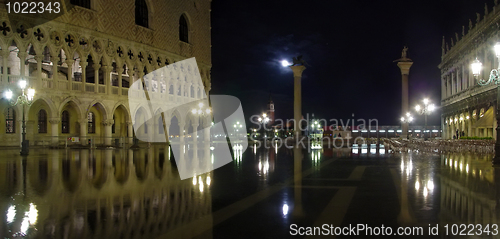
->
(471, 42), (500, 165)
(400, 112), (413, 139)
(414, 98), (435, 140)
(233, 121), (242, 137)
(4, 80), (35, 155)
(191, 102), (211, 116)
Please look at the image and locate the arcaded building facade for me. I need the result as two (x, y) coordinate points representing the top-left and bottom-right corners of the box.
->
(440, 3), (500, 139)
(0, 0), (212, 146)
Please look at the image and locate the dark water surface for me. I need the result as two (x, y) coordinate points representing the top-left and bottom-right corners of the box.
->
(0, 144), (497, 238)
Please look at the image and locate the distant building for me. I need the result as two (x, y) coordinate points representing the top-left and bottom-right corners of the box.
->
(266, 94), (275, 124)
(439, 3), (499, 139)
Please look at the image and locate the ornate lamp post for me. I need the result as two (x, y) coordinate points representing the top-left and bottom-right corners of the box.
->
(414, 99), (435, 140)
(257, 113), (270, 139)
(4, 80), (35, 155)
(471, 42), (500, 165)
(400, 112), (413, 139)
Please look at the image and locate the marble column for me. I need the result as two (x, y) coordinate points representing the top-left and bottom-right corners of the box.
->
(79, 118), (88, 145)
(49, 118), (60, 146)
(289, 65), (306, 140)
(81, 60), (88, 92)
(192, 122), (199, 143)
(66, 59), (74, 88)
(103, 119), (114, 146)
(94, 63), (100, 93)
(397, 61), (413, 139)
(127, 121), (133, 144)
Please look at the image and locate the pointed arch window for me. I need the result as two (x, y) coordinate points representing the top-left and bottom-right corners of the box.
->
(169, 85), (174, 94)
(88, 112), (95, 134)
(190, 85), (195, 98)
(112, 115), (115, 134)
(135, 0), (149, 28)
(71, 0), (90, 9)
(180, 15), (189, 43)
(5, 107), (15, 133)
(61, 110), (70, 133)
(38, 109), (47, 133)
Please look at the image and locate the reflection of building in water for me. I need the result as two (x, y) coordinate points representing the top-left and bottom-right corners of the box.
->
(439, 153), (498, 224)
(0, 0), (212, 146)
(0, 147), (212, 238)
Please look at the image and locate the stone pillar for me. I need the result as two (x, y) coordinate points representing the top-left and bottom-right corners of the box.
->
(103, 65), (111, 95)
(397, 61), (413, 139)
(35, 55), (43, 81)
(204, 124), (210, 143)
(50, 52), (58, 81)
(289, 65), (306, 140)
(118, 64), (123, 96)
(441, 77), (446, 100)
(81, 60), (88, 92)
(127, 69), (135, 86)
(192, 122), (199, 143)
(79, 118), (88, 145)
(94, 63), (100, 93)
(18, 52), (26, 77)
(103, 119), (114, 146)
(2, 52), (8, 83)
(66, 59), (74, 89)
(127, 121), (133, 144)
(178, 122), (185, 145)
(49, 118), (60, 146)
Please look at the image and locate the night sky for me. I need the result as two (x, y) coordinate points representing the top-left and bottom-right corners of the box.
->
(210, 0), (489, 127)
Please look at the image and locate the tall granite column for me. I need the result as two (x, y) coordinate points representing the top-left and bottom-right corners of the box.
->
(395, 47), (413, 139)
(289, 65), (306, 140)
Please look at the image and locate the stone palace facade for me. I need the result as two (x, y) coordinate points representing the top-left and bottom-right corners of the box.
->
(0, 0), (212, 146)
(440, 2), (500, 139)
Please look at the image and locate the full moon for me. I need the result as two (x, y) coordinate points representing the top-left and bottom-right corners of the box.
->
(281, 60), (290, 67)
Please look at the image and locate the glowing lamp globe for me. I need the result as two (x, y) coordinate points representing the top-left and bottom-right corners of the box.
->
(495, 42), (500, 57)
(428, 104), (435, 112)
(471, 58), (482, 76)
(4, 90), (12, 100)
(27, 88), (35, 100)
(18, 80), (27, 90)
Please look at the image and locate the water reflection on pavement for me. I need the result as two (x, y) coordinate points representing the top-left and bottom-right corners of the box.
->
(0, 144), (498, 238)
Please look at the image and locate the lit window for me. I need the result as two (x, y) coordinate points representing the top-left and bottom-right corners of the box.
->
(5, 108), (15, 133)
(88, 112), (95, 134)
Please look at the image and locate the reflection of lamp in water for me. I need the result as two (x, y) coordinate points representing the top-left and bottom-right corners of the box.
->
(6, 205), (15, 223)
(282, 204), (289, 216)
(397, 154), (415, 226)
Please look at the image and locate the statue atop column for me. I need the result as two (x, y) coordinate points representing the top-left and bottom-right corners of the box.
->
(394, 46), (412, 62)
(292, 55), (310, 66)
